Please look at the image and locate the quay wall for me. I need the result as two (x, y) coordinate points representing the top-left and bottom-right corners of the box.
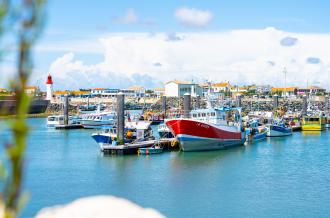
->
(46, 96), (329, 115)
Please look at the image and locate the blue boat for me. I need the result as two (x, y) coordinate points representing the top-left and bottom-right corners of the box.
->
(266, 120), (292, 137)
(138, 146), (163, 155)
(246, 119), (267, 142)
(91, 121), (154, 150)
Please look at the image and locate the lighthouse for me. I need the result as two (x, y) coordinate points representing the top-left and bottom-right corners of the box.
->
(46, 74), (53, 101)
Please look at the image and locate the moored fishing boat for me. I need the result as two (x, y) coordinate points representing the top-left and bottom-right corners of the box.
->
(46, 115), (79, 128)
(266, 120), (292, 137)
(289, 118), (302, 131)
(165, 107), (245, 152)
(91, 121), (154, 150)
(301, 116), (326, 131)
(80, 112), (116, 129)
(326, 117), (330, 128)
(246, 119), (267, 142)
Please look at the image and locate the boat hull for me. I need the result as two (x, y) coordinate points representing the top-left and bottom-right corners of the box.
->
(81, 121), (114, 129)
(302, 124), (325, 131)
(177, 134), (245, 151)
(138, 147), (163, 155)
(266, 125), (292, 137)
(247, 131), (267, 142)
(166, 119), (245, 152)
(158, 131), (174, 139)
(92, 133), (113, 146)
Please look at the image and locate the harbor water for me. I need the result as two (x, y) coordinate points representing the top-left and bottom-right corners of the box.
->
(1, 118), (330, 217)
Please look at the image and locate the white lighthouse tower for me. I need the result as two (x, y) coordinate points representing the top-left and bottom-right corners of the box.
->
(46, 73), (53, 101)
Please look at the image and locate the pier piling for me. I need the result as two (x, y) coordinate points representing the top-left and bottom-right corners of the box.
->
(273, 94), (279, 110)
(184, 93), (191, 118)
(64, 94), (69, 125)
(162, 96), (167, 118)
(325, 95), (329, 112)
(302, 95), (308, 115)
(117, 93), (125, 145)
(196, 95), (200, 109)
(236, 94), (242, 108)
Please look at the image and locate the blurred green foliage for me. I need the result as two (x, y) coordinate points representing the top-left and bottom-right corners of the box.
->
(0, 0), (46, 217)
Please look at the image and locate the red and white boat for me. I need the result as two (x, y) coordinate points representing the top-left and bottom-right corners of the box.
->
(165, 107), (245, 151)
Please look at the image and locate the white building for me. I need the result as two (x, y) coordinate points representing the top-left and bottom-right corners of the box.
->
(212, 81), (231, 93)
(127, 86), (145, 98)
(256, 85), (271, 94)
(153, 87), (165, 98)
(165, 80), (202, 97)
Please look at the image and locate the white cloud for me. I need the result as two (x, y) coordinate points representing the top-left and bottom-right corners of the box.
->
(112, 8), (138, 24)
(39, 28), (330, 90)
(174, 7), (213, 28)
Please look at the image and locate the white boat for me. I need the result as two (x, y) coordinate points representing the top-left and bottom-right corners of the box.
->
(46, 115), (78, 128)
(79, 112), (116, 129)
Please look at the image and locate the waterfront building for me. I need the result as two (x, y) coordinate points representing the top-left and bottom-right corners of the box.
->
(127, 86), (146, 98)
(230, 86), (248, 96)
(53, 91), (70, 100)
(199, 83), (211, 97)
(165, 80), (202, 97)
(308, 86), (326, 95)
(297, 86), (326, 96)
(256, 85), (271, 95)
(91, 88), (107, 95)
(212, 81), (231, 93)
(91, 88), (120, 97)
(71, 90), (91, 98)
(271, 87), (298, 97)
(153, 87), (165, 98)
(25, 86), (40, 95)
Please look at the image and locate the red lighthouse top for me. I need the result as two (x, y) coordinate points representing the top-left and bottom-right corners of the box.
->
(46, 74), (53, 84)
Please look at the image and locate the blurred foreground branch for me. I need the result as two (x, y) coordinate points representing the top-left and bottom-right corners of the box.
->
(0, 0), (46, 217)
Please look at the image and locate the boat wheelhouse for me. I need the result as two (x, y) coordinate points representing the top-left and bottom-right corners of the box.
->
(79, 112), (116, 129)
(301, 116), (326, 131)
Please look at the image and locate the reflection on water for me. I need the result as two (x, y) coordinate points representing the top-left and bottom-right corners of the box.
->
(1, 118), (330, 218)
(302, 131), (322, 136)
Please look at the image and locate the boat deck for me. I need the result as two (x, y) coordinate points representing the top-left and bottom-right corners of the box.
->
(101, 138), (178, 155)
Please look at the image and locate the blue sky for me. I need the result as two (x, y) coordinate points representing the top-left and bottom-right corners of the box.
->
(44, 0), (329, 34)
(1, 0), (330, 90)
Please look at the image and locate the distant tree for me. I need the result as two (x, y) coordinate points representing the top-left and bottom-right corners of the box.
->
(315, 92), (323, 96)
(145, 89), (154, 94)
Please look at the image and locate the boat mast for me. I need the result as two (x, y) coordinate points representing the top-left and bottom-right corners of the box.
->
(283, 67), (287, 99)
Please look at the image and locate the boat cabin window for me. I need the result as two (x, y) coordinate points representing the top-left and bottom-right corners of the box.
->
(202, 113), (206, 117)
(305, 118), (319, 122)
(192, 113), (197, 118)
(48, 117), (55, 121)
(59, 117), (64, 121)
(211, 112), (215, 116)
